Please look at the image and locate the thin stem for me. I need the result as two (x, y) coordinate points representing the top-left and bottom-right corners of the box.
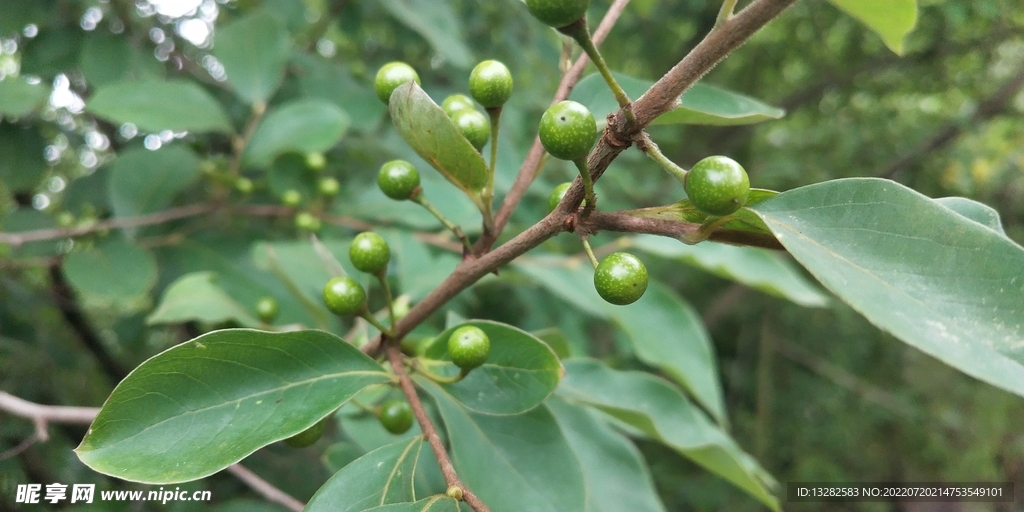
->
(485, 107), (502, 204)
(265, 245), (330, 330)
(384, 345), (491, 512)
(360, 307), (394, 338)
(412, 194), (475, 255)
(226, 465), (304, 512)
(717, 0), (739, 27)
(377, 270), (398, 333)
(412, 359), (467, 384)
(348, 398), (380, 416)
(580, 236), (599, 268)
(560, 18), (636, 125)
(573, 157), (597, 213)
(637, 132), (688, 184)
(229, 102), (267, 178)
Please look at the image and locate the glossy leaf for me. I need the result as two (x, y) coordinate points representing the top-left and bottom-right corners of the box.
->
(571, 72), (784, 126)
(548, 396), (667, 512)
(76, 329), (391, 483)
(935, 196), (1007, 237)
(63, 238), (158, 306)
(87, 80), (233, 133)
(0, 121), (47, 191)
(630, 234), (829, 307)
(305, 437), (422, 512)
(623, 189), (778, 235)
(418, 378), (586, 512)
(388, 82), (488, 206)
(362, 496), (460, 512)
(380, 0), (472, 69)
(213, 10), (290, 104)
(829, 0), (917, 55)
(243, 99), (349, 168)
(107, 146), (201, 225)
(559, 360), (779, 511)
(750, 178), (1024, 398)
(147, 272), (262, 327)
(0, 77), (50, 117)
(420, 320), (563, 415)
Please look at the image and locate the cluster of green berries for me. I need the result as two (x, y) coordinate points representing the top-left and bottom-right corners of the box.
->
(322, 232), (391, 317)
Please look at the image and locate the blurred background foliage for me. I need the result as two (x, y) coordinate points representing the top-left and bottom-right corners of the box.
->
(1, 0), (1023, 511)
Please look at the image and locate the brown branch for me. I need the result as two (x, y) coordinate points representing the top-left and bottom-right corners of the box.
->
(585, 210), (785, 250)
(0, 391), (305, 510)
(384, 345), (491, 512)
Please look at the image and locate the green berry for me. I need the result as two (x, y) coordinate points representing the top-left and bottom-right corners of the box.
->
(375, 62), (420, 104)
(284, 418), (326, 448)
(547, 182), (572, 212)
(349, 232), (390, 275)
(447, 325), (490, 371)
(379, 398), (414, 435)
(684, 156), (750, 216)
(318, 177), (340, 198)
(295, 212), (322, 232)
(378, 160), (421, 200)
(526, 0), (589, 28)
(323, 276), (366, 316)
(255, 296), (279, 323)
(234, 177), (254, 195)
(469, 60), (513, 108)
(56, 212), (76, 228)
(452, 109), (490, 150)
(441, 94), (476, 117)
(539, 100), (596, 161)
(281, 189), (302, 208)
(593, 252), (648, 306)
(305, 152), (326, 171)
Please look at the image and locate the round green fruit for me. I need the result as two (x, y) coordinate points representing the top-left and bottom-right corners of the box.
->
(447, 325), (490, 371)
(234, 177), (254, 195)
(284, 418), (326, 448)
(441, 94), (476, 118)
(305, 152), (326, 171)
(295, 212), (321, 233)
(255, 296), (279, 323)
(452, 109), (490, 150)
(378, 160), (421, 200)
(349, 232), (390, 275)
(547, 182), (572, 212)
(379, 398), (414, 435)
(322, 276), (366, 316)
(469, 60), (513, 108)
(318, 177), (340, 197)
(684, 155), (750, 216)
(526, 0), (589, 28)
(593, 252), (648, 306)
(281, 189), (302, 208)
(375, 62), (420, 104)
(539, 100), (596, 161)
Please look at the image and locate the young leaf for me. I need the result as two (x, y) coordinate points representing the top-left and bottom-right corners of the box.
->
(147, 272), (261, 327)
(86, 80), (233, 133)
(242, 99), (350, 168)
(558, 359), (780, 511)
(388, 82), (489, 207)
(571, 72), (784, 126)
(75, 329), (391, 483)
(213, 10), (290, 105)
(417, 378), (586, 512)
(828, 0), (917, 55)
(750, 178), (1024, 399)
(63, 238), (158, 306)
(305, 437), (422, 512)
(107, 146), (201, 225)
(361, 496), (460, 512)
(419, 320), (563, 415)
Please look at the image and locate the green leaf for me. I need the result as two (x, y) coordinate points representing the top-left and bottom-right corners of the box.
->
(623, 189), (779, 235)
(559, 359), (779, 511)
(630, 234), (829, 307)
(419, 320), (563, 415)
(0, 0), (54, 35)
(214, 10), (290, 104)
(531, 328), (572, 359)
(571, 72), (785, 126)
(305, 437), (422, 512)
(380, 0), (473, 69)
(750, 178), (1024, 399)
(386, 230), (460, 303)
(828, 0), (917, 55)
(147, 272), (262, 327)
(0, 77), (50, 117)
(0, 121), (47, 191)
(293, 54), (384, 134)
(20, 29), (82, 78)
(242, 99), (349, 168)
(87, 80), (233, 133)
(362, 496), (460, 512)
(107, 146), (201, 225)
(388, 82), (489, 206)
(418, 378), (586, 512)
(935, 197), (1007, 237)
(547, 396), (667, 512)
(80, 32), (163, 87)
(63, 238), (158, 306)
(75, 328), (391, 483)
(322, 442), (365, 473)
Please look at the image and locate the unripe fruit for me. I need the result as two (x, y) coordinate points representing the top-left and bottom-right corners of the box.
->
(234, 177), (254, 195)
(281, 189), (302, 208)
(255, 296), (279, 323)
(318, 177), (340, 198)
(447, 325), (490, 371)
(323, 276), (366, 316)
(539, 100), (596, 161)
(378, 160), (421, 200)
(375, 62), (420, 104)
(305, 152), (326, 171)
(684, 155), (750, 216)
(547, 182), (572, 212)
(295, 212), (321, 233)
(452, 109), (490, 150)
(379, 398), (414, 435)
(284, 418), (326, 448)
(469, 60), (513, 108)
(593, 252), (648, 306)
(441, 94), (476, 118)
(349, 232), (390, 275)
(526, 0), (589, 28)
(57, 212), (76, 228)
